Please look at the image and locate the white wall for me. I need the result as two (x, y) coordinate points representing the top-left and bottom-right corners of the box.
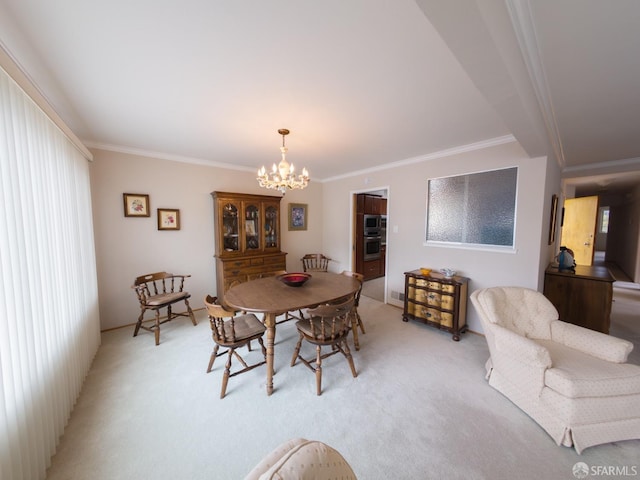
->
(91, 140), (554, 335)
(90, 148), (323, 330)
(322, 141), (549, 334)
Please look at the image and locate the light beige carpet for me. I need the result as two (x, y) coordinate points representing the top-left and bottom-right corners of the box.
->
(46, 295), (639, 480)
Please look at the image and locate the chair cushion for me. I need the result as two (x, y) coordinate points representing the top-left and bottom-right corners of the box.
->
(223, 314), (265, 341)
(145, 291), (190, 306)
(539, 339), (640, 398)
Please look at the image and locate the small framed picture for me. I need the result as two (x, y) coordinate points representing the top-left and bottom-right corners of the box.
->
(123, 193), (150, 217)
(288, 203), (308, 231)
(157, 208), (180, 230)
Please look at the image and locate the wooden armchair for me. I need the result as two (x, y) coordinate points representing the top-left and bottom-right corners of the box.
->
(291, 295), (357, 395)
(301, 254), (331, 272)
(132, 271), (197, 345)
(204, 295), (267, 399)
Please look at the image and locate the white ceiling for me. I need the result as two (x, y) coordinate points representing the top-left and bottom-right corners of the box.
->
(1, 0), (640, 192)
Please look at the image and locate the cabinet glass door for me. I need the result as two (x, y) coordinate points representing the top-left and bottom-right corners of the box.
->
(222, 202), (239, 252)
(264, 204), (278, 249)
(245, 203), (260, 251)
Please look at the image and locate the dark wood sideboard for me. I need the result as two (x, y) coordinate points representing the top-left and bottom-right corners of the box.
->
(543, 264), (615, 334)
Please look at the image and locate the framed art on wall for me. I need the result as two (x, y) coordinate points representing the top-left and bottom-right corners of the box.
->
(157, 208), (180, 230)
(548, 194), (559, 245)
(288, 203), (307, 231)
(123, 193), (150, 217)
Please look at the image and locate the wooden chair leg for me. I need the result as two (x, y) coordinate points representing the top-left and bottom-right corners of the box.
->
(355, 308), (365, 334)
(184, 299), (197, 326)
(220, 350), (232, 399)
(350, 312), (360, 351)
(207, 345), (220, 373)
(315, 345), (323, 396)
(291, 334), (303, 367)
(154, 310), (161, 346)
(133, 311), (144, 337)
(343, 340), (357, 378)
(257, 337), (267, 358)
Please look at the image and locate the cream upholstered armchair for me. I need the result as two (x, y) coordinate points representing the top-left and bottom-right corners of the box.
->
(470, 286), (640, 454)
(244, 438), (357, 480)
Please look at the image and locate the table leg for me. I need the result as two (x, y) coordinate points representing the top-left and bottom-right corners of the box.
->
(264, 312), (276, 395)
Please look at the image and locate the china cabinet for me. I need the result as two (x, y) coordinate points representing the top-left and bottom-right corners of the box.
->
(402, 270), (468, 341)
(212, 192), (287, 297)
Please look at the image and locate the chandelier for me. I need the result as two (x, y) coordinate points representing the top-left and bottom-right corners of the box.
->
(257, 129), (309, 195)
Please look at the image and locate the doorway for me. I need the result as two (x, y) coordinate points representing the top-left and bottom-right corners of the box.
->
(352, 188), (388, 302)
(560, 196), (598, 265)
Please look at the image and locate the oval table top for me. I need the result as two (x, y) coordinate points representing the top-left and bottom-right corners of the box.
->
(224, 271), (360, 314)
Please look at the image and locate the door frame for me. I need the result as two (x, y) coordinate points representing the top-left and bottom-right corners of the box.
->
(349, 185), (390, 302)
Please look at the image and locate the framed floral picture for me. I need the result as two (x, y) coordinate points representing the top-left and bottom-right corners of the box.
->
(157, 208), (180, 230)
(123, 193), (150, 217)
(288, 203), (307, 231)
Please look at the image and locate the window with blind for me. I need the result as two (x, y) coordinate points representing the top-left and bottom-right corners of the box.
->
(0, 65), (100, 480)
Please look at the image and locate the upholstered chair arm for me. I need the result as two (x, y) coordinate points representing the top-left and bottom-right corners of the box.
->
(491, 323), (552, 368)
(550, 320), (633, 363)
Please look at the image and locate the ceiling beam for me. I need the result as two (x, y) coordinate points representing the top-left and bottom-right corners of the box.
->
(413, 0), (556, 165)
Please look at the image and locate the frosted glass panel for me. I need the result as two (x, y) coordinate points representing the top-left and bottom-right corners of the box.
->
(426, 167), (517, 246)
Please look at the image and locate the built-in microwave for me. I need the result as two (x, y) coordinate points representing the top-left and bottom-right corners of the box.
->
(364, 214), (381, 236)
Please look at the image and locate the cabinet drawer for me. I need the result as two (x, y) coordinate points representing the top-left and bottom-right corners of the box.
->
(415, 306), (441, 324)
(225, 258), (252, 269)
(442, 284), (455, 294)
(364, 260), (381, 276)
(440, 295), (454, 310)
(263, 255), (286, 266)
(250, 257), (265, 266)
(426, 291), (441, 306)
(414, 289), (427, 303)
(224, 276), (245, 291)
(441, 312), (453, 328)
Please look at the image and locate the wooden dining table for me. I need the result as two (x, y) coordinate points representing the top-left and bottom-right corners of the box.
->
(224, 271), (361, 395)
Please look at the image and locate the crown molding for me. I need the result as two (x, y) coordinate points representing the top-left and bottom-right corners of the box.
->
(87, 135), (516, 183)
(84, 141), (255, 172)
(506, 0), (565, 168)
(322, 135), (517, 183)
(562, 156), (640, 175)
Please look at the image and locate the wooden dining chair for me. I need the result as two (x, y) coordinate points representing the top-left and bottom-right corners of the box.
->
(341, 270), (365, 350)
(204, 295), (267, 399)
(290, 295), (357, 395)
(301, 254), (331, 272)
(132, 271), (197, 345)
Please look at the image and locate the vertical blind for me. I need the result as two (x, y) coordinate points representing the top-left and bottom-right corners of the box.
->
(0, 67), (101, 480)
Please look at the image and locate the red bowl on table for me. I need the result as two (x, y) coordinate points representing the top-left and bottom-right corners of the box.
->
(277, 273), (312, 287)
